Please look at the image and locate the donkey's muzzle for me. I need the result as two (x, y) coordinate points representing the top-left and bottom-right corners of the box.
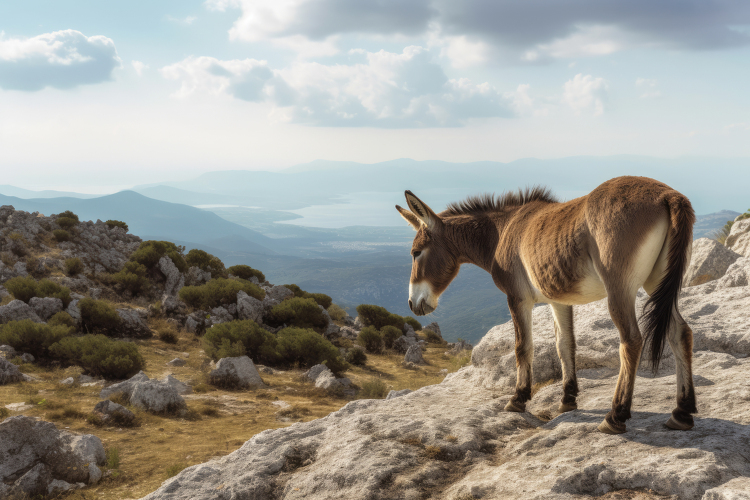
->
(409, 298), (435, 316)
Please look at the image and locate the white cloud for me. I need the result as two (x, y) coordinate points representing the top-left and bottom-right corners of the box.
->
(562, 73), (608, 116)
(167, 15), (198, 25)
(162, 46), (516, 127)
(132, 60), (148, 76)
(635, 78), (661, 99)
(0, 30), (120, 91)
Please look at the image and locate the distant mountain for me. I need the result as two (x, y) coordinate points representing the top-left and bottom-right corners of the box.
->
(0, 185), (100, 199)
(0, 191), (277, 255)
(694, 210), (742, 239)
(132, 186), (229, 206)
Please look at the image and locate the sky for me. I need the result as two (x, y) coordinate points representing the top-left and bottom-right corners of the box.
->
(1, 0), (750, 190)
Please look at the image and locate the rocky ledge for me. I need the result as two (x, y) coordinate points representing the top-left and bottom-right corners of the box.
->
(140, 258), (750, 499)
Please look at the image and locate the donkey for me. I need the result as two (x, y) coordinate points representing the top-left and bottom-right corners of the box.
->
(396, 176), (696, 434)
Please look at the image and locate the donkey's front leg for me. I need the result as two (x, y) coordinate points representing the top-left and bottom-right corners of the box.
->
(550, 303), (579, 412)
(505, 297), (534, 413)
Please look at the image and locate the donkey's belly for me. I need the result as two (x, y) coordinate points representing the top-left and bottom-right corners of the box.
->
(529, 265), (607, 305)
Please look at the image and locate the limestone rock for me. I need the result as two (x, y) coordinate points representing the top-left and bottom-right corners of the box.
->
(93, 400), (135, 425)
(0, 357), (23, 385)
(19, 353), (34, 363)
(60, 377), (75, 385)
(715, 257), (750, 288)
(305, 364), (330, 383)
(0, 344), (16, 359)
(12, 462), (51, 497)
(385, 389), (412, 400)
(422, 322), (443, 340)
(117, 308), (152, 337)
(185, 311), (209, 335)
(447, 339), (473, 355)
(726, 218), (750, 258)
(684, 237), (741, 286)
(29, 296), (63, 321)
(0, 299), (42, 324)
(353, 316), (364, 330)
(185, 266), (211, 286)
(158, 256), (184, 296)
(339, 326), (359, 341)
(306, 364), (352, 393)
(404, 344), (426, 365)
(66, 299), (81, 322)
(209, 356), (264, 389)
(100, 370), (150, 399)
(161, 295), (187, 316)
(162, 374), (192, 395)
(324, 322), (341, 339)
(130, 380), (186, 413)
(167, 357), (186, 367)
(210, 306), (233, 325)
(265, 285), (294, 303)
(393, 335), (417, 354)
(237, 290), (263, 323)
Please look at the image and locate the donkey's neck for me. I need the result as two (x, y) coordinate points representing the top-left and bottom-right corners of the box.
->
(445, 215), (500, 273)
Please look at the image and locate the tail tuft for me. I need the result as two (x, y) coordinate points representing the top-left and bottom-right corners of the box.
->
(643, 192), (694, 372)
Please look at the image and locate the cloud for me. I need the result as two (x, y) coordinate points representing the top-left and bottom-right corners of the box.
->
(162, 46), (517, 127)
(563, 73), (608, 116)
(206, 0), (750, 62)
(132, 60), (148, 76)
(635, 77), (661, 99)
(167, 15), (198, 25)
(0, 30), (120, 91)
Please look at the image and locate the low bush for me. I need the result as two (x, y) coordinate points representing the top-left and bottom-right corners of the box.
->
(0, 320), (74, 360)
(283, 284), (332, 309)
(129, 240), (187, 273)
(404, 317), (422, 331)
(327, 304), (347, 321)
(424, 329), (444, 344)
(380, 325), (402, 349)
(105, 220), (128, 232)
(345, 347), (367, 366)
(276, 327), (348, 375)
(48, 311), (76, 329)
(112, 261), (150, 295)
(203, 320), (278, 363)
(356, 304), (405, 330)
(158, 330), (178, 344)
(4, 276), (72, 307)
(185, 249), (227, 278)
(359, 379), (388, 399)
(57, 210), (79, 222)
(53, 229), (71, 242)
(265, 297), (328, 332)
(78, 298), (121, 335)
(227, 264), (265, 283)
(64, 257), (84, 276)
(56, 217), (78, 230)
(179, 278), (265, 310)
(357, 326), (384, 354)
(50, 334), (144, 379)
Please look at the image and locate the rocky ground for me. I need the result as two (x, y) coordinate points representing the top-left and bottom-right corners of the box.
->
(140, 231), (750, 499)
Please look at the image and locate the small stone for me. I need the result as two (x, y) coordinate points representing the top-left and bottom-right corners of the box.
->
(209, 356), (265, 389)
(167, 357), (187, 367)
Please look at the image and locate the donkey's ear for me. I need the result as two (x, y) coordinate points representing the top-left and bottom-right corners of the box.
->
(404, 190), (442, 230)
(396, 205), (421, 231)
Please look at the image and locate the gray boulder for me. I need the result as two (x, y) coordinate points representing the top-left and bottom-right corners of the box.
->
(18, 353), (34, 364)
(339, 326), (359, 341)
(265, 285), (294, 303)
(0, 344), (17, 359)
(162, 374), (192, 395)
(209, 356), (265, 389)
(324, 322), (341, 339)
(158, 256), (184, 296)
(385, 389), (412, 400)
(66, 299), (81, 322)
(305, 364), (331, 383)
(353, 316), (364, 330)
(167, 357), (186, 367)
(306, 364), (352, 392)
(117, 308), (152, 337)
(422, 322), (443, 340)
(210, 306), (233, 325)
(684, 238), (741, 286)
(29, 296), (63, 321)
(404, 344), (426, 365)
(393, 335), (417, 354)
(186, 311), (209, 335)
(93, 400), (136, 425)
(237, 290), (263, 323)
(185, 266), (211, 286)
(12, 462), (51, 497)
(100, 370), (150, 399)
(161, 295), (187, 316)
(726, 218), (750, 258)
(0, 357), (23, 385)
(0, 299), (42, 324)
(130, 380), (186, 413)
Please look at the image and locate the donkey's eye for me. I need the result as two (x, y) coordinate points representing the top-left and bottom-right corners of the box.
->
(412, 251), (422, 259)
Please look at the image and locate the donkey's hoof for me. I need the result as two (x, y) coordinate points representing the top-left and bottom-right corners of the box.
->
(597, 419), (626, 434)
(665, 416), (694, 431)
(558, 402), (577, 413)
(504, 400), (525, 412)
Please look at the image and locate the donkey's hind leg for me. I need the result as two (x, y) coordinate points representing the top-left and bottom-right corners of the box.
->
(505, 297), (534, 413)
(551, 303), (578, 412)
(665, 310), (696, 430)
(599, 291), (642, 434)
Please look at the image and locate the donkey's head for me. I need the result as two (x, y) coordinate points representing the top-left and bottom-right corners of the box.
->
(396, 191), (460, 316)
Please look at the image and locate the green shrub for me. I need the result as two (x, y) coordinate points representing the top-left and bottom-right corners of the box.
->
(424, 329), (444, 344)
(345, 347), (367, 366)
(129, 240), (187, 273)
(56, 217), (78, 230)
(227, 264), (265, 283)
(380, 325), (402, 349)
(202, 320), (278, 363)
(48, 311), (76, 329)
(64, 257), (84, 276)
(57, 210), (80, 223)
(266, 297), (328, 331)
(158, 330), (178, 344)
(53, 229), (71, 242)
(0, 407), (9, 420)
(356, 304), (405, 330)
(49, 334), (144, 379)
(327, 304), (347, 321)
(78, 298), (121, 335)
(106, 446), (121, 469)
(105, 220), (128, 232)
(404, 317), (422, 331)
(357, 326), (384, 354)
(185, 249), (227, 278)
(283, 284), (332, 308)
(276, 327), (348, 375)
(112, 261), (150, 295)
(4, 277), (72, 307)
(179, 278), (265, 310)
(0, 320), (74, 360)
(359, 379), (388, 399)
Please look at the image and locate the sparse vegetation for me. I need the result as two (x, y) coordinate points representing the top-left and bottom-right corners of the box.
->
(4, 276), (72, 307)
(276, 327), (348, 375)
(106, 446), (122, 469)
(50, 334), (145, 379)
(53, 229), (71, 242)
(165, 463), (188, 478)
(265, 297), (328, 331)
(64, 257), (85, 276)
(112, 261), (150, 295)
(129, 240), (187, 273)
(424, 329), (444, 344)
(327, 303), (347, 321)
(203, 320), (277, 363)
(345, 347), (367, 366)
(227, 264), (265, 282)
(105, 219), (129, 232)
(78, 297), (122, 335)
(357, 326), (384, 354)
(283, 284), (333, 309)
(185, 249), (227, 278)
(56, 211), (79, 230)
(179, 278), (265, 310)
(359, 379), (388, 399)
(356, 304), (421, 331)
(380, 325), (402, 349)
(0, 320), (74, 360)
(48, 311), (76, 328)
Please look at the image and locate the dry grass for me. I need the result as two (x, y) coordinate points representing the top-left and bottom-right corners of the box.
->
(0, 330), (469, 499)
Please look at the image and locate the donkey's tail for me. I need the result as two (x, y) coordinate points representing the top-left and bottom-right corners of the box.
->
(643, 190), (695, 372)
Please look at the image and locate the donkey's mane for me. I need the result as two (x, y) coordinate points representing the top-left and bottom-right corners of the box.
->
(443, 186), (557, 217)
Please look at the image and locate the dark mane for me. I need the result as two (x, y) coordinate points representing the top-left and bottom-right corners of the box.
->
(442, 186), (557, 217)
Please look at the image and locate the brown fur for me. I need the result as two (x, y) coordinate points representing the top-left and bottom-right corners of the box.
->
(398, 176), (696, 433)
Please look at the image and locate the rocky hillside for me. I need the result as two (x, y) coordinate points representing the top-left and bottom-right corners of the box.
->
(140, 239), (750, 498)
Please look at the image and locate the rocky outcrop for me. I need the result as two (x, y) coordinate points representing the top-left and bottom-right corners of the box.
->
(162, 374), (192, 395)
(0, 299), (42, 324)
(0, 416), (105, 497)
(0, 357), (24, 385)
(130, 380), (186, 413)
(684, 237), (741, 286)
(422, 322), (443, 340)
(305, 364), (353, 394)
(403, 344), (426, 365)
(210, 306), (233, 325)
(93, 400), (135, 425)
(185, 266), (211, 286)
(209, 356), (265, 389)
(117, 308), (152, 337)
(158, 256), (184, 297)
(100, 370), (150, 399)
(29, 296), (64, 321)
(726, 217), (750, 258)
(236, 290), (263, 323)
